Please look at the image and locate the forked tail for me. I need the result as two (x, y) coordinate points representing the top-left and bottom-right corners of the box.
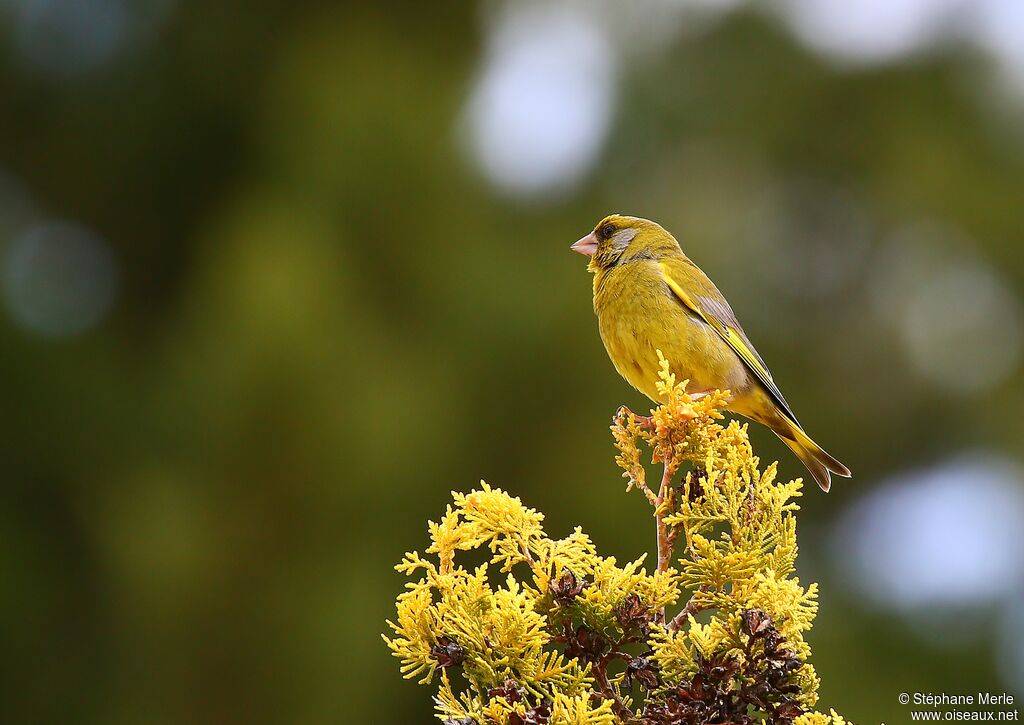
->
(774, 420), (851, 493)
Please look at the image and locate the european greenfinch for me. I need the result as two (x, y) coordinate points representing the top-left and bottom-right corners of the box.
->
(572, 214), (850, 492)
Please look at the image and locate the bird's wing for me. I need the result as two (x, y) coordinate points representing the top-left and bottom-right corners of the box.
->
(658, 260), (800, 427)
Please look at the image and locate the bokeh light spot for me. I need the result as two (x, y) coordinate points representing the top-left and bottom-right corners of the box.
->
(779, 0), (962, 64)
(744, 178), (872, 299)
(2, 0), (176, 77)
(973, 0), (1024, 83)
(870, 223), (1023, 396)
(3, 221), (118, 338)
(8, 0), (128, 75)
(999, 592), (1024, 695)
(903, 261), (1023, 395)
(833, 454), (1024, 617)
(462, 4), (615, 198)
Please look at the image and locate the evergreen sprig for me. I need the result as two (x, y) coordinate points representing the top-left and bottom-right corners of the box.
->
(384, 351), (849, 725)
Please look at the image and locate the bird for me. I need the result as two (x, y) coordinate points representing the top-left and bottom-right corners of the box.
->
(571, 213), (850, 492)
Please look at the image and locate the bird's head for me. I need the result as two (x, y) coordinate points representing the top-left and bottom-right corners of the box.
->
(570, 214), (680, 272)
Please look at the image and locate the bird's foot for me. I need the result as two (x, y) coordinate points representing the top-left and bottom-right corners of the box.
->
(614, 405), (654, 430)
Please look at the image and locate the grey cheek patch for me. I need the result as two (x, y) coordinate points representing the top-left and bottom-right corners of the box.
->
(613, 228), (638, 249)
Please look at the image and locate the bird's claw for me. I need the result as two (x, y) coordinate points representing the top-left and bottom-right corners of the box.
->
(613, 405), (654, 430)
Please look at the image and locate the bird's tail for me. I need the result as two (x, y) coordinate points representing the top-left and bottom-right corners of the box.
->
(772, 419), (851, 493)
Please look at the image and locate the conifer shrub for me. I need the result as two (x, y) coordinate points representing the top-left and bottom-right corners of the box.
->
(385, 354), (849, 725)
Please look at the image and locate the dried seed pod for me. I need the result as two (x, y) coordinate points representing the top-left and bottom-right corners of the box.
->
(487, 678), (526, 704)
(741, 608), (774, 639)
(430, 636), (466, 668)
(564, 625), (609, 662)
(615, 593), (650, 631)
(550, 568), (588, 605)
(624, 655), (661, 690)
(508, 703), (551, 725)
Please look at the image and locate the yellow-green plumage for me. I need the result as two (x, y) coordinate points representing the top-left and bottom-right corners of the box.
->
(572, 214), (850, 492)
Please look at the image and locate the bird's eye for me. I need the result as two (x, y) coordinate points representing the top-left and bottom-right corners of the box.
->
(601, 224), (615, 239)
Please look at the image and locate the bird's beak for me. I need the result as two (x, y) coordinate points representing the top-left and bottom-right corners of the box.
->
(570, 232), (598, 257)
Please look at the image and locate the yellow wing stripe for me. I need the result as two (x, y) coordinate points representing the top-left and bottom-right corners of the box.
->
(659, 262), (799, 427)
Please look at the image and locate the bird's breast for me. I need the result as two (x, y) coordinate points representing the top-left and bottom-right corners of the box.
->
(593, 262), (747, 401)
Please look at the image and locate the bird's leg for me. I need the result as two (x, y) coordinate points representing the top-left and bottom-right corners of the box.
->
(613, 404), (653, 430)
(689, 389), (736, 405)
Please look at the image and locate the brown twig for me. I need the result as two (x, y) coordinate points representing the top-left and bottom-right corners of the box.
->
(593, 661), (632, 723)
(665, 523), (681, 560)
(519, 541), (536, 566)
(632, 474), (658, 507)
(667, 585), (711, 633)
(654, 454), (678, 624)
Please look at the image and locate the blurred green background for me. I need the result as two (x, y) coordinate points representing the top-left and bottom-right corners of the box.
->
(2, 1), (1024, 723)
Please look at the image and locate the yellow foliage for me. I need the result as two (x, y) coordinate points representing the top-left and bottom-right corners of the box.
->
(384, 352), (849, 724)
(795, 710), (850, 725)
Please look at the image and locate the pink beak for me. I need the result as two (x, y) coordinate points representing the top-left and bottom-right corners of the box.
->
(570, 232), (598, 257)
